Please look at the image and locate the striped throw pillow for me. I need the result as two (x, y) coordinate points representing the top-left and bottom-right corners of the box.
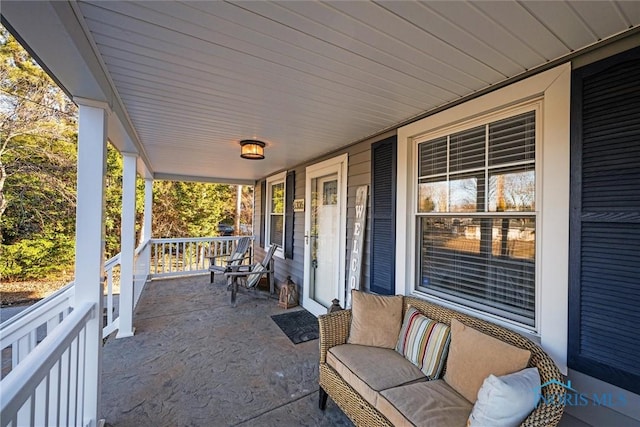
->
(396, 306), (451, 379)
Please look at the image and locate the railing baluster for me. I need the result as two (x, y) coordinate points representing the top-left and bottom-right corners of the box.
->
(33, 378), (47, 426)
(70, 335), (79, 426)
(172, 243), (175, 272)
(44, 373), (50, 427)
(17, 335), (31, 365)
(16, 397), (28, 426)
(59, 347), (69, 426)
(29, 390), (35, 427)
(162, 243), (166, 274)
(106, 268), (114, 326)
(56, 357), (62, 426)
(187, 241), (191, 271)
(47, 313), (61, 339)
(153, 243), (157, 275)
(79, 326), (87, 426)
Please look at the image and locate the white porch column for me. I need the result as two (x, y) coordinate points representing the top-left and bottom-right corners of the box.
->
(74, 100), (108, 425)
(140, 178), (153, 244)
(116, 152), (137, 338)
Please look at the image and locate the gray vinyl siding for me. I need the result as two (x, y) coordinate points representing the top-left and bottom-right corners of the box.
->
(253, 130), (395, 302)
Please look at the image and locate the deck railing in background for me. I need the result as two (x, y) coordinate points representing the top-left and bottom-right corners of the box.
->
(149, 236), (253, 278)
(0, 302), (95, 427)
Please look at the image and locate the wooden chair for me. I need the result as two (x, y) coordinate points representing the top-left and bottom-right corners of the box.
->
(224, 244), (278, 306)
(207, 236), (251, 284)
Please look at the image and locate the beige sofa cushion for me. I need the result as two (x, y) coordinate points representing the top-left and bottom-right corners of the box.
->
(347, 290), (404, 349)
(377, 380), (472, 427)
(444, 319), (531, 403)
(327, 344), (427, 407)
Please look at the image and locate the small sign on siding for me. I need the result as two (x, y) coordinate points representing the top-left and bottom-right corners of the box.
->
(346, 185), (368, 309)
(293, 199), (305, 212)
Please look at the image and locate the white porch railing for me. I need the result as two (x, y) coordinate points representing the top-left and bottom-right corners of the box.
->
(102, 253), (121, 338)
(149, 236), (253, 278)
(0, 302), (96, 427)
(0, 235), (248, 425)
(1, 247), (137, 378)
(0, 282), (75, 378)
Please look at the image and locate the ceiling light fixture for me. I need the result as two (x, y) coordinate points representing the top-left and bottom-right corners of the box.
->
(239, 139), (265, 160)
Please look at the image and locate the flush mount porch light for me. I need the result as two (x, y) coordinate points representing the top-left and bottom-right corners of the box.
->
(240, 139), (265, 160)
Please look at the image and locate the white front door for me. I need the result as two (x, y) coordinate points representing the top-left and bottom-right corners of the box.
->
(303, 154), (348, 317)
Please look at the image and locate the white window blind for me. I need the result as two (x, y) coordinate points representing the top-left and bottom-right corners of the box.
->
(416, 110), (536, 326)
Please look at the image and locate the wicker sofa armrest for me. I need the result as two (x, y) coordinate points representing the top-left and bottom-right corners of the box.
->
(318, 309), (352, 364)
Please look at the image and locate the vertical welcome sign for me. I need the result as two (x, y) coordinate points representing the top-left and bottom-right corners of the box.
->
(346, 185), (368, 308)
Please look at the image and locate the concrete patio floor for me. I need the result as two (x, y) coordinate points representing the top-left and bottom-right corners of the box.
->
(100, 274), (353, 427)
(100, 274), (590, 427)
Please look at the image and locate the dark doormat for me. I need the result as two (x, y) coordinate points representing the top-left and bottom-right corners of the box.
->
(270, 309), (319, 344)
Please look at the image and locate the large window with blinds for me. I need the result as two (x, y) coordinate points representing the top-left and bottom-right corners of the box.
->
(416, 107), (538, 327)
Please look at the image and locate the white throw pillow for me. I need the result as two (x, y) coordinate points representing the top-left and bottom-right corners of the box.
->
(467, 367), (541, 427)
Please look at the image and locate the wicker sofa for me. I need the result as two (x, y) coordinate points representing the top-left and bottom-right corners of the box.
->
(318, 295), (565, 427)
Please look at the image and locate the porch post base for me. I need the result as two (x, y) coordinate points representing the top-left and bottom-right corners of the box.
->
(116, 327), (136, 339)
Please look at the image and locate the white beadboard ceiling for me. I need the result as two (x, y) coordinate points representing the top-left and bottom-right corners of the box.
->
(66, 1), (640, 182)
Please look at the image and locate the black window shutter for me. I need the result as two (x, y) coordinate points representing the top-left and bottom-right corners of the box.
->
(259, 180), (266, 248)
(284, 171), (295, 259)
(370, 136), (397, 295)
(569, 46), (640, 395)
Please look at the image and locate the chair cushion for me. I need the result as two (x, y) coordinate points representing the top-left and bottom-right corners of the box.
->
(245, 263), (265, 288)
(444, 319), (531, 403)
(347, 290), (404, 349)
(468, 367), (541, 427)
(377, 380), (472, 427)
(396, 306), (451, 380)
(327, 344), (427, 407)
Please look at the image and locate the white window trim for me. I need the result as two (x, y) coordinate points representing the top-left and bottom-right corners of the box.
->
(265, 171), (286, 259)
(396, 63), (571, 373)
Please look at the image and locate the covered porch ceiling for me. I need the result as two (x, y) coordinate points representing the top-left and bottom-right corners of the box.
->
(2, 1), (639, 184)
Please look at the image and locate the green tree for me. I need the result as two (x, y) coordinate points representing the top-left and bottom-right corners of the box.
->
(0, 27), (78, 280)
(152, 181), (236, 238)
